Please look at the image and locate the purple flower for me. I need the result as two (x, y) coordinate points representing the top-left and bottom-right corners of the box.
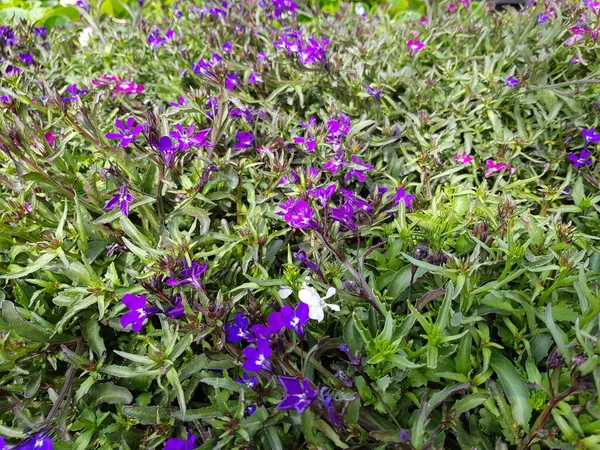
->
(345, 155), (374, 182)
(225, 312), (252, 342)
(245, 405), (257, 417)
(248, 71), (263, 84)
(234, 131), (254, 150)
(330, 202), (357, 231)
(395, 188), (415, 208)
(537, 12), (550, 23)
(293, 135), (316, 153)
(323, 159), (348, 174)
(222, 41), (233, 52)
(272, 0), (298, 17)
(15, 434), (53, 450)
(5, 65), (21, 77)
(0, 26), (17, 47)
(567, 149), (593, 167)
(193, 54), (221, 79)
(276, 377), (317, 414)
(299, 117), (317, 129)
(114, 81), (145, 95)
(293, 250), (320, 273)
(351, 196), (373, 214)
(103, 185), (135, 216)
(169, 96), (187, 108)
(327, 115), (352, 144)
(0, 95), (12, 103)
(18, 52), (34, 66)
(251, 312), (284, 339)
(277, 198), (319, 229)
(339, 344), (361, 365)
(166, 261), (208, 289)
(308, 184), (336, 207)
(170, 124), (211, 151)
(299, 36), (330, 65)
(281, 302), (310, 337)
(120, 294), (158, 332)
(230, 107), (266, 124)
(242, 338), (272, 371)
(147, 28), (166, 49)
(484, 159), (507, 177)
(61, 84), (88, 102)
(365, 83), (382, 99)
(166, 295), (185, 318)
(280, 172), (298, 185)
(105, 117), (143, 147)
(407, 39), (424, 56)
(0, 436), (6, 450)
(34, 26), (47, 39)
(158, 136), (178, 167)
(582, 128), (600, 146)
(454, 151), (473, 164)
(505, 76), (519, 87)
(164, 432), (198, 450)
(320, 387), (342, 427)
(235, 372), (258, 390)
(399, 429), (411, 443)
(225, 73), (241, 90)
(166, 29), (175, 40)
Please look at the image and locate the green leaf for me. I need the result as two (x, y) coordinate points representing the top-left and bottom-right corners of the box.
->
(89, 382), (133, 406)
(453, 393), (490, 415)
(81, 317), (106, 356)
(167, 367), (186, 418)
(122, 406), (170, 424)
(172, 405), (223, 421)
(1, 251), (57, 279)
(490, 352), (532, 430)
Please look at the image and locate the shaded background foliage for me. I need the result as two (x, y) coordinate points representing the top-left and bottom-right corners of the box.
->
(1, 0), (600, 449)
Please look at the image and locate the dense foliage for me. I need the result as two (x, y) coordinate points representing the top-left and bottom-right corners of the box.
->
(1, 0), (600, 449)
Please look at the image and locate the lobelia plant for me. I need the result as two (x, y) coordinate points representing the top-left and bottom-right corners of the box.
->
(1, 0), (600, 448)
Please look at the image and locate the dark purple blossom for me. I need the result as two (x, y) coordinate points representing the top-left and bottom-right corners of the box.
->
(166, 29), (175, 40)
(276, 377), (317, 414)
(299, 36), (330, 65)
(293, 250), (320, 272)
(105, 118), (143, 147)
(242, 338), (272, 371)
(15, 434), (53, 450)
(158, 136), (177, 167)
(225, 73), (241, 90)
(399, 429), (411, 443)
(339, 344), (361, 365)
(18, 52), (34, 66)
(280, 172), (298, 185)
(0, 95), (12, 103)
(147, 28), (166, 49)
(234, 131), (254, 150)
(170, 124), (211, 151)
(103, 185), (135, 216)
(166, 295), (185, 318)
(582, 128), (600, 146)
(120, 294), (158, 332)
(327, 115), (352, 144)
(5, 65), (21, 76)
(323, 159), (348, 174)
(192, 54), (221, 79)
(272, 0), (298, 17)
(62, 84), (88, 102)
(166, 261), (208, 289)
(505, 76), (519, 87)
(225, 312), (252, 342)
(299, 117), (317, 129)
(248, 71), (263, 84)
(345, 155), (374, 182)
(330, 202), (357, 231)
(0, 26), (16, 47)
(365, 83), (382, 99)
(273, 29), (303, 55)
(277, 197), (319, 229)
(251, 312), (284, 339)
(235, 372), (258, 390)
(567, 149), (593, 167)
(164, 432), (197, 450)
(280, 302), (310, 337)
(395, 188), (415, 208)
(222, 41), (233, 52)
(169, 96), (187, 108)
(34, 26), (47, 39)
(538, 11), (550, 23)
(245, 405), (257, 416)
(320, 387), (342, 427)
(293, 135), (316, 152)
(230, 107), (266, 124)
(0, 436), (6, 450)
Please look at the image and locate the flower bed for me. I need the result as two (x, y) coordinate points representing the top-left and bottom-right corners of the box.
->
(1, 0), (600, 448)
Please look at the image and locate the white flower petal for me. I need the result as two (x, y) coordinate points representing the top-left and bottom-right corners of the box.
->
(323, 287), (336, 300)
(325, 302), (340, 312)
(278, 287), (293, 299)
(309, 305), (325, 322)
(298, 287), (318, 305)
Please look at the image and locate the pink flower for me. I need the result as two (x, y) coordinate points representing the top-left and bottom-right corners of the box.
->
(448, 3), (457, 11)
(454, 152), (473, 164)
(484, 159), (507, 177)
(406, 40), (424, 56)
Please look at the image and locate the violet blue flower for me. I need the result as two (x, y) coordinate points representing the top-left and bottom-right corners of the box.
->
(170, 96), (187, 108)
(582, 128), (600, 146)
(225, 312), (252, 342)
(170, 124), (211, 151)
(103, 185), (135, 216)
(395, 188), (415, 208)
(293, 135), (316, 152)
(407, 39), (424, 56)
(225, 73), (241, 90)
(147, 28), (165, 49)
(505, 76), (519, 87)
(0, 95), (13, 103)
(222, 41), (233, 52)
(166, 261), (208, 289)
(484, 159), (507, 177)
(245, 405), (257, 417)
(399, 429), (411, 443)
(272, 0), (298, 17)
(235, 372), (258, 390)
(320, 387), (342, 427)
(242, 338), (272, 371)
(326, 115), (352, 144)
(248, 71), (263, 84)
(5, 65), (21, 76)
(105, 117), (143, 147)
(308, 184), (337, 207)
(293, 249), (320, 272)
(34, 26), (47, 39)
(339, 344), (361, 365)
(62, 84), (88, 102)
(280, 302), (310, 337)
(164, 432), (197, 450)
(251, 311), (284, 339)
(18, 52), (33, 66)
(120, 294), (158, 332)
(0, 436), (6, 450)
(299, 36), (330, 65)
(567, 149), (593, 167)
(166, 295), (185, 318)
(299, 117), (317, 129)
(235, 131), (254, 150)
(330, 202), (357, 231)
(345, 155), (374, 182)
(158, 136), (177, 167)
(365, 83), (382, 99)
(0, 26), (16, 47)
(454, 151), (473, 164)
(323, 159), (349, 174)
(280, 172), (298, 185)
(276, 376), (317, 414)
(538, 12), (550, 23)
(276, 198), (319, 229)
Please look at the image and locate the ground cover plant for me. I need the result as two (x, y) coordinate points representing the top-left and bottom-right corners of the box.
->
(1, 0), (600, 448)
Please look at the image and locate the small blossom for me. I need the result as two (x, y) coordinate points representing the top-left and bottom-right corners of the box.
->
(234, 131), (254, 150)
(339, 344), (361, 365)
(279, 172), (298, 185)
(103, 185), (135, 216)
(45, 131), (55, 148)
(158, 136), (177, 167)
(164, 432), (198, 450)
(365, 83), (382, 99)
(34, 26), (47, 39)
(320, 388), (342, 427)
(166, 295), (185, 318)
(394, 188), (415, 208)
(537, 12), (550, 23)
(277, 198), (319, 229)
(484, 159), (507, 177)
(582, 128), (600, 146)
(62, 84), (88, 102)
(170, 96), (188, 107)
(120, 294), (158, 332)
(225, 312), (252, 342)
(23, 202), (33, 214)
(406, 39), (424, 56)
(222, 41), (233, 52)
(18, 52), (34, 65)
(276, 376), (317, 414)
(293, 135), (316, 152)
(298, 282), (339, 322)
(170, 124), (211, 151)
(250, 311), (284, 339)
(248, 70), (263, 84)
(505, 76), (519, 87)
(235, 372), (258, 390)
(147, 28), (166, 49)
(166, 261), (208, 289)
(448, 3), (457, 11)
(281, 302), (310, 337)
(242, 338), (272, 371)
(454, 151), (473, 164)
(225, 73), (241, 90)
(399, 429), (411, 443)
(330, 202), (357, 231)
(105, 118), (143, 147)
(293, 249), (320, 272)
(245, 405), (257, 417)
(114, 80), (145, 95)
(567, 149), (593, 167)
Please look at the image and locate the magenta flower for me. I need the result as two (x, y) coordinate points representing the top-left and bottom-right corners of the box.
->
(582, 128), (600, 146)
(567, 149), (593, 167)
(345, 155), (374, 182)
(330, 202), (357, 231)
(114, 80), (145, 95)
(225, 73), (241, 90)
(103, 186), (135, 216)
(277, 198), (319, 229)
(281, 303), (310, 337)
(166, 261), (208, 289)
(62, 84), (88, 102)
(105, 118), (143, 147)
(248, 71), (263, 84)
(505, 76), (519, 87)
(395, 188), (415, 208)
(484, 159), (507, 177)
(308, 184), (336, 207)
(293, 135), (316, 152)
(45, 131), (55, 148)
(234, 131), (254, 150)
(164, 432), (198, 450)
(406, 39), (424, 56)
(454, 151), (473, 164)
(299, 36), (330, 65)
(276, 377), (317, 414)
(242, 338), (272, 371)
(170, 124), (211, 151)
(120, 294), (158, 332)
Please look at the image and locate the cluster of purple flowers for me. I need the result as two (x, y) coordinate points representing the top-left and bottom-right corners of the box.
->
(0, 26), (17, 47)
(92, 74), (145, 97)
(0, 433), (52, 450)
(273, 30), (330, 66)
(62, 84), (88, 102)
(566, 128), (598, 167)
(158, 124), (212, 166)
(147, 28), (175, 49)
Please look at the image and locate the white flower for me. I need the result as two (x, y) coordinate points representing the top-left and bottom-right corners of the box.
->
(298, 282), (338, 322)
(278, 286), (293, 299)
(79, 27), (93, 47)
